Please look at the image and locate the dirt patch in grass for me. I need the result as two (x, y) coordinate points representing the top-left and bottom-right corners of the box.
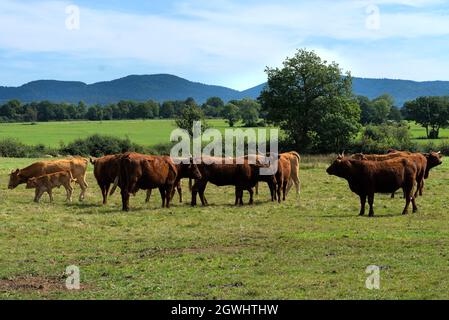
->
(0, 275), (87, 293)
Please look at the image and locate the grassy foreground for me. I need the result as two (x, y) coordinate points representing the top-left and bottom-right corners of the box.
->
(0, 156), (448, 300)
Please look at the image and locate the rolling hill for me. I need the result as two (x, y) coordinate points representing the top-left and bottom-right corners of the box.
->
(1, 74), (449, 106)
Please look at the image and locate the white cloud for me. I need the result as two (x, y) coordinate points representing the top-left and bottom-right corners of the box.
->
(0, 0), (449, 88)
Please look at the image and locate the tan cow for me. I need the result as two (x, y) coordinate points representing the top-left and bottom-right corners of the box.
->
(26, 171), (76, 203)
(8, 157), (89, 201)
(284, 151), (301, 196)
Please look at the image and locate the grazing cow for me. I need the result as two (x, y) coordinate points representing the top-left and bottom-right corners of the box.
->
(117, 153), (201, 211)
(327, 155), (418, 217)
(26, 171), (75, 203)
(8, 158), (89, 201)
(191, 157), (277, 206)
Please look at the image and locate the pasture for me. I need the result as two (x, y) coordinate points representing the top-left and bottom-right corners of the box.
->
(0, 120), (448, 149)
(1, 156), (448, 299)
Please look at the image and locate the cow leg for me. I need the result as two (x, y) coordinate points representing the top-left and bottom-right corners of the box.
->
(145, 189), (152, 203)
(191, 185), (198, 207)
(101, 184), (110, 205)
(419, 178), (425, 197)
(248, 188), (254, 205)
(391, 192), (395, 199)
(276, 180), (282, 204)
(359, 195), (366, 216)
(368, 194), (375, 217)
(199, 184), (208, 206)
(159, 188), (166, 208)
(48, 189), (54, 203)
(402, 187), (412, 215)
(121, 189), (130, 212)
(255, 182), (259, 196)
(65, 184), (73, 202)
(78, 179), (88, 202)
(165, 184), (174, 208)
(34, 188), (44, 203)
(178, 184), (183, 203)
(282, 180), (288, 201)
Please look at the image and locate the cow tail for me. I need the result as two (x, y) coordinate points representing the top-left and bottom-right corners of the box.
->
(291, 151), (301, 163)
(110, 156), (128, 196)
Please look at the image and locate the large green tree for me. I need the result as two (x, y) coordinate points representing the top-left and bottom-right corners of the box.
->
(259, 49), (361, 152)
(403, 96), (449, 139)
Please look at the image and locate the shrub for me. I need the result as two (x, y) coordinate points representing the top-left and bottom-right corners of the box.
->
(0, 138), (58, 158)
(60, 134), (146, 157)
(351, 122), (417, 154)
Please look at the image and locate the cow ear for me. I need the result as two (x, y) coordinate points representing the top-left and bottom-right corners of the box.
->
(11, 169), (19, 174)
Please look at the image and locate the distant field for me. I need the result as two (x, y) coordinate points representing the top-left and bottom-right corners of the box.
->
(409, 122), (449, 145)
(1, 157), (448, 299)
(0, 120), (448, 148)
(0, 120), (229, 148)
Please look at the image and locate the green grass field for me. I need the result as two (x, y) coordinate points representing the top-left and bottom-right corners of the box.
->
(0, 120), (448, 149)
(1, 156), (448, 299)
(0, 120), (229, 148)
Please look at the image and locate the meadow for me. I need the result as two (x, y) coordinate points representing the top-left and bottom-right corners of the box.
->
(0, 119), (448, 148)
(1, 156), (448, 299)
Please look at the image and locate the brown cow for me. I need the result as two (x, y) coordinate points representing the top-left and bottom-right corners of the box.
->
(352, 151), (426, 199)
(255, 151), (300, 201)
(354, 151), (443, 198)
(90, 155), (121, 205)
(191, 157), (277, 206)
(9, 158), (89, 201)
(26, 171), (75, 203)
(117, 153), (201, 211)
(327, 155), (418, 217)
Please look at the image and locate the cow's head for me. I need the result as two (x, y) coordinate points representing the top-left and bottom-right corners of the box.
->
(327, 154), (350, 178)
(424, 151), (443, 178)
(26, 177), (38, 189)
(185, 158), (202, 180)
(8, 169), (23, 189)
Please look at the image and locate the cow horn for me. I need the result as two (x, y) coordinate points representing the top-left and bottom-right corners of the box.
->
(438, 151), (442, 154)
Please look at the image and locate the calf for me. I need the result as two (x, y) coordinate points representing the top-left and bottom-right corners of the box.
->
(327, 155), (418, 217)
(9, 157), (89, 201)
(26, 171), (75, 203)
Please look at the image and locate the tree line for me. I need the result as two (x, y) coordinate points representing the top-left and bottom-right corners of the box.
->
(0, 96), (263, 127)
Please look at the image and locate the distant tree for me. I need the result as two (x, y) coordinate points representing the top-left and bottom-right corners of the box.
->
(0, 100), (20, 119)
(175, 104), (208, 137)
(358, 94), (395, 125)
(76, 101), (87, 119)
(147, 100), (160, 118)
(205, 97), (224, 108)
(222, 103), (240, 127)
(403, 96), (449, 139)
(388, 105), (403, 122)
(160, 101), (175, 118)
(259, 49), (360, 153)
(236, 98), (260, 127)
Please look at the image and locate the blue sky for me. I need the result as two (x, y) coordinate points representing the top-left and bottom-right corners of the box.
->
(1, 0), (449, 90)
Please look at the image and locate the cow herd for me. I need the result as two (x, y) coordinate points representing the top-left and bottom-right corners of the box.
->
(6, 149), (444, 217)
